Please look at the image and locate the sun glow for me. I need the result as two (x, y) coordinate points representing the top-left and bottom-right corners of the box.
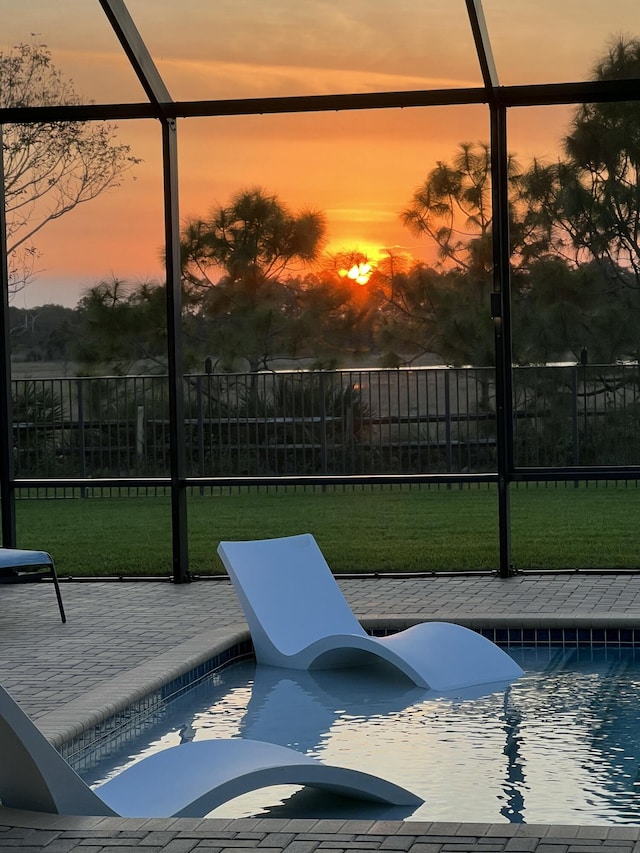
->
(329, 243), (417, 289)
(331, 247), (376, 286)
(340, 262), (373, 286)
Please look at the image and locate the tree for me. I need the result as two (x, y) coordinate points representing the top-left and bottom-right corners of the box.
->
(389, 144), (507, 366)
(519, 37), (640, 286)
(397, 51), (640, 368)
(512, 256), (591, 364)
(73, 278), (168, 374)
(181, 188), (326, 290)
(400, 142), (541, 276)
(181, 188), (326, 371)
(1, 42), (139, 295)
(375, 263), (495, 367)
(514, 257), (640, 364)
(9, 302), (79, 364)
(401, 142), (493, 275)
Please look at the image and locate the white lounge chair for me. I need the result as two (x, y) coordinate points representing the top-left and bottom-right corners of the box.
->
(0, 682), (422, 817)
(217, 533), (524, 692)
(0, 548), (65, 623)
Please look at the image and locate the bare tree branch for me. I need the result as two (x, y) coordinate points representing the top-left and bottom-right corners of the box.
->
(1, 43), (140, 295)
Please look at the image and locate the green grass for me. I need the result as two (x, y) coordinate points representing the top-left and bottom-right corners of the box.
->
(12, 482), (640, 577)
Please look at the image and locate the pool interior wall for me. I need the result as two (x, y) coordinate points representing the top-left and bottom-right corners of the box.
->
(61, 637), (254, 773)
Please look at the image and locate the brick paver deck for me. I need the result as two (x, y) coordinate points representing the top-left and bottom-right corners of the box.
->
(2, 571), (640, 851)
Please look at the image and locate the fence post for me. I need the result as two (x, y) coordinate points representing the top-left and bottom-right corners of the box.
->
(76, 379), (88, 498)
(444, 371), (452, 475)
(319, 372), (328, 479)
(571, 365), (579, 468)
(136, 404), (145, 464)
(581, 352), (589, 458)
(196, 376), (205, 495)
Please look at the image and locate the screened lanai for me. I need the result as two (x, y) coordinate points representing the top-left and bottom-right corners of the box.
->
(1, 0), (640, 582)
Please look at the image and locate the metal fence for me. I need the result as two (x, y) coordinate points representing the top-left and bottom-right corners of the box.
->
(10, 364), (640, 483)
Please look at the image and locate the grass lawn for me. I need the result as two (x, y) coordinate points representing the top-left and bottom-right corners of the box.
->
(13, 482), (640, 577)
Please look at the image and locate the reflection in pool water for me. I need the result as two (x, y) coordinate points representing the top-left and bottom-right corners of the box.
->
(84, 646), (640, 824)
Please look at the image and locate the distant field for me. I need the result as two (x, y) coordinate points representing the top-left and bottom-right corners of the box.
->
(13, 482), (640, 577)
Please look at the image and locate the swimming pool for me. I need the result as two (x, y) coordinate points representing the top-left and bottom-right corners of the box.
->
(77, 640), (640, 825)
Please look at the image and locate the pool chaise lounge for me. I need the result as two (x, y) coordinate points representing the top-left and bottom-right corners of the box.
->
(0, 683), (422, 818)
(217, 533), (524, 692)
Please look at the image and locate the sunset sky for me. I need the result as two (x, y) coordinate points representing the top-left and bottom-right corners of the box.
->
(2, 0), (639, 308)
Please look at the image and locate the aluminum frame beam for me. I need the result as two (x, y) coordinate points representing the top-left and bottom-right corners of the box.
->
(466, 0), (514, 577)
(98, 0), (189, 583)
(1, 78), (639, 127)
(489, 104), (515, 578)
(466, 0), (500, 90)
(0, 126), (16, 547)
(161, 118), (190, 583)
(98, 0), (172, 109)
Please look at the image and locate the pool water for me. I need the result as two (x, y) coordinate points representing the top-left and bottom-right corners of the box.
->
(83, 646), (640, 824)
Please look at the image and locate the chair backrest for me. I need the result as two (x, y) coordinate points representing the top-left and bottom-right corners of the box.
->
(0, 684), (114, 815)
(217, 533), (364, 659)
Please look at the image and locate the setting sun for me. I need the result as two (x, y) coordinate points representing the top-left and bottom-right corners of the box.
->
(331, 248), (376, 286)
(341, 262), (372, 286)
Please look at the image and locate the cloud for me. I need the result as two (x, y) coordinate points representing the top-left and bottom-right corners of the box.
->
(156, 56), (480, 101)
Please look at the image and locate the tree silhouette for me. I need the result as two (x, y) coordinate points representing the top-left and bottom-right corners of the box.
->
(520, 37), (640, 286)
(181, 188), (326, 371)
(1, 43), (139, 296)
(73, 278), (168, 374)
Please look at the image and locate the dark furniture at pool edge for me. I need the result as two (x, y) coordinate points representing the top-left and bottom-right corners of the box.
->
(0, 549), (66, 623)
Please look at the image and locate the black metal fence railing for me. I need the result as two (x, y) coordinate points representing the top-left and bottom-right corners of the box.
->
(10, 364), (640, 485)
(513, 363), (640, 468)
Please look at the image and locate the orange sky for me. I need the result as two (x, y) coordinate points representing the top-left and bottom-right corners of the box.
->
(3, 0), (639, 308)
